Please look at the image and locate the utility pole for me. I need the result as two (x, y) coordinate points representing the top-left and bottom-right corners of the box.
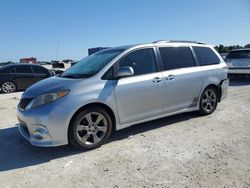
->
(56, 40), (60, 61)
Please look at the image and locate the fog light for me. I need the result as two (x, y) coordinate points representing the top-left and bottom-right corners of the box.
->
(33, 130), (43, 140)
(32, 127), (49, 140)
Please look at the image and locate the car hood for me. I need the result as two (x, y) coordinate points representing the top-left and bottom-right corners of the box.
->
(22, 76), (83, 98)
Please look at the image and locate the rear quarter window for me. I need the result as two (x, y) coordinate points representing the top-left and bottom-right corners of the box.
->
(193, 46), (220, 66)
(0, 67), (15, 73)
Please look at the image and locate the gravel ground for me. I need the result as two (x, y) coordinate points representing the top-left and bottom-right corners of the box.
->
(0, 80), (250, 188)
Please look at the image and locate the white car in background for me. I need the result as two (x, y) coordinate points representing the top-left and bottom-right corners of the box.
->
(226, 48), (250, 78)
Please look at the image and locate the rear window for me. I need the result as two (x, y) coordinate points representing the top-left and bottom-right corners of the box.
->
(226, 50), (250, 59)
(159, 47), (196, 70)
(193, 47), (220, 66)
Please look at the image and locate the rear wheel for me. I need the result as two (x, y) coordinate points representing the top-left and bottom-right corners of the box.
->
(198, 87), (218, 115)
(69, 106), (113, 150)
(1, 81), (16, 93)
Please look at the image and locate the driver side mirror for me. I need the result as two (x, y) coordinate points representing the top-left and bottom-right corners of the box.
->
(116, 66), (134, 78)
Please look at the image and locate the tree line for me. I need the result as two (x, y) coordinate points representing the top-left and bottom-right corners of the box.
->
(215, 44), (250, 53)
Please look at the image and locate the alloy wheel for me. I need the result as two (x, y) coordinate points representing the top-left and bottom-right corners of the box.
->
(201, 89), (217, 112)
(76, 112), (108, 145)
(2, 82), (16, 93)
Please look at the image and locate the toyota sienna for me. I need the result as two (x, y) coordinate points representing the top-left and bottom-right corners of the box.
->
(17, 41), (229, 150)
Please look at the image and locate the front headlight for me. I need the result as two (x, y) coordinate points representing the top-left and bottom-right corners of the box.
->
(26, 90), (70, 110)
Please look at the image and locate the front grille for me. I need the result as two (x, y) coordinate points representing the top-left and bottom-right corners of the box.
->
(19, 98), (33, 110)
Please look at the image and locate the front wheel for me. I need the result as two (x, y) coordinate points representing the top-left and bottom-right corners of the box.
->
(1, 81), (16, 93)
(69, 106), (113, 150)
(198, 87), (218, 115)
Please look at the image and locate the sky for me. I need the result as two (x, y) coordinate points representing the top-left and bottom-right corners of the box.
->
(0, 0), (249, 62)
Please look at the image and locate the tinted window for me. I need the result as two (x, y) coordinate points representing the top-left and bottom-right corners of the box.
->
(226, 50), (250, 59)
(193, 47), (220, 65)
(0, 66), (16, 73)
(119, 48), (157, 76)
(33, 66), (49, 74)
(10, 67), (16, 73)
(159, 47), (195, 70)
(15, 65), (32, 73)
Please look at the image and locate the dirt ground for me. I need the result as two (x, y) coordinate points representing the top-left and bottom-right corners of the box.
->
(0, 80), (250, 188)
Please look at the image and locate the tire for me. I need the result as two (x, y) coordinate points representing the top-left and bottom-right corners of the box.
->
(1, 81), (17, 93)
(69, 106), (113, 150)
(198, 86), (218, 115)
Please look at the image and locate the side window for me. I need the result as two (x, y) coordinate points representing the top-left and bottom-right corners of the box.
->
(33, 66), (49, 74)
(15, 66), (32, 73)
(5, 67), (16, 74)
(119, 48), (157, 76)
(10, 67), (16, 73)
(159, 47), (195, 70)
(193, 47), (220, 66)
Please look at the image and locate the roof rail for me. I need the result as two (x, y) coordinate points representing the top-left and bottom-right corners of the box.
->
(169, 40), (205, 44)
(152, 40), (169, 43)
(153, 40), (205, 45)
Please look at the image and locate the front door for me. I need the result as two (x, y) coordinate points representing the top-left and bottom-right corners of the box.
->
(114, 48), (164, 124)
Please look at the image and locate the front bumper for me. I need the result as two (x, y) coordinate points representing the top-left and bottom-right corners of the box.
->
(17, 98), (74, 147)
(17, 122), (53, 147)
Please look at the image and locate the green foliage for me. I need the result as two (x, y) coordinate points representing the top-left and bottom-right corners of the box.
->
(0, 61), (15, 67)
(244, 44), (250, 48)
(214, 45), (244, 53)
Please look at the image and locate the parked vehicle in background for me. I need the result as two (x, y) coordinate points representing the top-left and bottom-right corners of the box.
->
(17, 41), (229, 150)
(0, 64), (54, 93)
(52, 61), (65, 69)
(50, 69), (64, 75)
(225, 48), (250, 78)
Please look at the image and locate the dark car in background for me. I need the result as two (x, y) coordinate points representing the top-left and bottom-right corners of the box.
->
(225, 48), (250, 78)
(0, 64), (53, 93)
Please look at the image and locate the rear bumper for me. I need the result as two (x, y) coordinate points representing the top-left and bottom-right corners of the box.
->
(220, 79), (229, 101)
(228, 68), (250, 74)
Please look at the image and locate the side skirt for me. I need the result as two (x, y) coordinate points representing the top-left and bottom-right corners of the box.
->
(116, 107), (199, 131)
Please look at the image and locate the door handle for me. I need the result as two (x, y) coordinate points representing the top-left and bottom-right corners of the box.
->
(166, 74), (175, 80)
(152, 77), (162, 83)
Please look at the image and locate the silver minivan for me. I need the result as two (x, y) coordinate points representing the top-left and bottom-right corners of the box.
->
(17, 41), (229, 150)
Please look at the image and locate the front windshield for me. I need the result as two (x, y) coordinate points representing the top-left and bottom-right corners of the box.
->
(62, 48), (125, 78)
